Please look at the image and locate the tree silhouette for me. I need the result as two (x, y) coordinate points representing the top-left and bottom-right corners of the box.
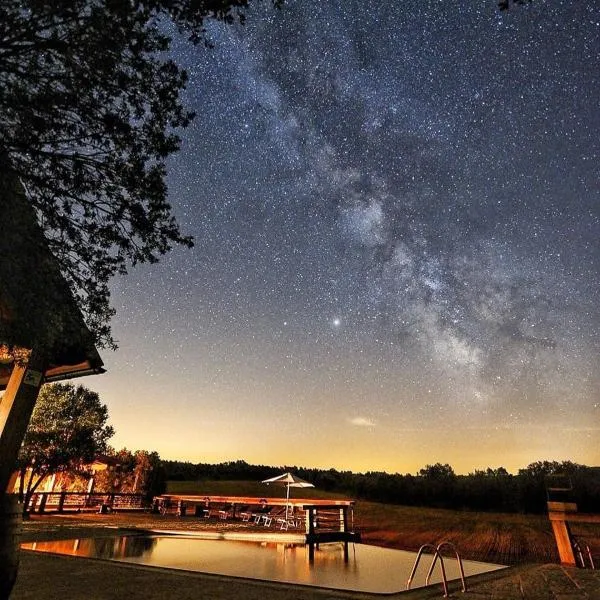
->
(418, 463), (456, 479)
(16, 383), (113, 516)
(0, 0), (279, 348)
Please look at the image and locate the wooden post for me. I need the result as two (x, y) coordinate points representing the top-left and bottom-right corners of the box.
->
(341, 507), (349, 562)
(85, 474), (95, 507)
(339, 507), (347, 532)
(550, 518), (576, 565)
(307, 507), (315, 562)
(0, 349), (46, 495)
(548, 502), (578, 566)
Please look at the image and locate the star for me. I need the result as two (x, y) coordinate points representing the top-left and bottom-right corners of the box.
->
(89, 0), (599, 475)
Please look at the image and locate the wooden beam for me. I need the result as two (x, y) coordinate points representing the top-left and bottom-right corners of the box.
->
(550, 512), (600, 524)
(547, 502), (578, 566)
(305, 531), (359, 544)
(158, 494), (354, 507)
(0, 349), (46, 495)
(549, 517), (577, 566)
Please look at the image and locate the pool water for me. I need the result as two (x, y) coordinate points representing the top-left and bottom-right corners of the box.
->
(22, 535), (505, 594)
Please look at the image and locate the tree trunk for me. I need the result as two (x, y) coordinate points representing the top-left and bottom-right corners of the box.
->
(17, 468), (25, 503)
(0, 495), (22, 600)
(22, 469), (44, 519)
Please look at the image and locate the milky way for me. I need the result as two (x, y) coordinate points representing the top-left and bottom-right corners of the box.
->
(92, 0), (599, 473)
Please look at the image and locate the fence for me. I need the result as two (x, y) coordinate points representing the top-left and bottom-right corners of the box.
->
(27, 491), (145, 513)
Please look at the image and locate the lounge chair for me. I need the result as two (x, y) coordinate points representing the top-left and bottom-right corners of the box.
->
(240, 508), (253, 522)
(237, 505), (252, 521)
(218, 503), (233, 520)
(251, 504), (271, 524)
(198, 497), (211, 518)
(277, 508), (303, 530)
(262, 506), (287, 527)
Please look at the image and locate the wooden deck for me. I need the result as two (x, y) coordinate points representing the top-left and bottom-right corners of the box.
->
(155, 494), (354, 518)
(155, 495), (359, 556)
(158, 494), (354, 508)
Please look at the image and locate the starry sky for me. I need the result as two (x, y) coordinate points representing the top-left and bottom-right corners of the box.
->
(87, 0), (599, 475)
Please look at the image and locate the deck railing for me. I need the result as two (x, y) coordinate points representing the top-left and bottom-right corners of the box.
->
(302, 503), (358, 562)
(27, 491), (145, 513)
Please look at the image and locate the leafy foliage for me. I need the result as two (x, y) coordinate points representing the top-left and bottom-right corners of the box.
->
(418, 463), (456, 479)
(0, 0), (279, 347)
(95, 447), (167, 501)
(16, 382), (113, 512)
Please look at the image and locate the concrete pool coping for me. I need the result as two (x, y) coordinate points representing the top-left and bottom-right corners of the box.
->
(20, 528), (508, 596)
(13, 544), (519, 600)
(13, 548), (600, 600)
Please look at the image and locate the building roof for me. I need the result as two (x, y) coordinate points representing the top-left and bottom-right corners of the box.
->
(0, 159), (104, 390)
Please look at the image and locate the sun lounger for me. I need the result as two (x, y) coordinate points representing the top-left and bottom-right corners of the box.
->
(197, 497), (211, 518)
(277, 508), (303, 530)
(251, 504), (271, 524)
(238, 506), (253, 521)
(262, 506), (287, 527)
(218, 503), (233, 520)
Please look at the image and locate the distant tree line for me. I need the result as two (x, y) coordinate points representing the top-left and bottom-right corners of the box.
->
(162, 459), (600, 514)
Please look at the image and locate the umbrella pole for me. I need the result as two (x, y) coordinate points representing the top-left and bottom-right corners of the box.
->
(285, 484), (290, 521)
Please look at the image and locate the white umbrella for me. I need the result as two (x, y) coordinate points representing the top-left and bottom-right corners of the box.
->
(262, 472), (314, 521)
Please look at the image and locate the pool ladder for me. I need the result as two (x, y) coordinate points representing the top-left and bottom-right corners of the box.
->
(573, 537), (596, 569)
(406, 541), (466, 598)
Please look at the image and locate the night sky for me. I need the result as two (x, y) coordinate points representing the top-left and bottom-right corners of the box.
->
(87, 0), (599, 474)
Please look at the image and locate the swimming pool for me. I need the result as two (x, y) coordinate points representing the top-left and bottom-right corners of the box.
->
(22, 535), (506, 594)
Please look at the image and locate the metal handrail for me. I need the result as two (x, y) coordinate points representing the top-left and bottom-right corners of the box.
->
(406, 541), (467, 598)
(407, 544), (444, 594)
(573, 538), (596, 569)
(426, 541), (467, 593)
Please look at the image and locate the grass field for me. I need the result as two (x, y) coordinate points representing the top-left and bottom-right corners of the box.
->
(167, 480), (600, 566)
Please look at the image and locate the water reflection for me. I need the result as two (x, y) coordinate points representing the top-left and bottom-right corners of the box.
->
(24, 535), (157, 560)
(22, 536), (505, 594)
